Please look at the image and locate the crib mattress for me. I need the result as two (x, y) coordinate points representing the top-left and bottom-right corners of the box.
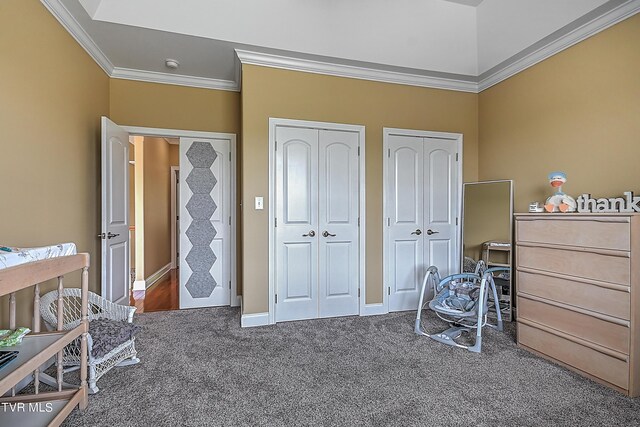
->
(0, 243), (77, 269)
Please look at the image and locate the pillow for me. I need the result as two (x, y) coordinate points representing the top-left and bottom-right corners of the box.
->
(88, 319), (140, 358)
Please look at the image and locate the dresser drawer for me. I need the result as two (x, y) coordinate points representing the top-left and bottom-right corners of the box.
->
(516, 217), (630, 251)
(517, 270), (630, 320)
(518, 322), (629, 390)
(517, 245), (630, 286)
(518, 296), (629, 354)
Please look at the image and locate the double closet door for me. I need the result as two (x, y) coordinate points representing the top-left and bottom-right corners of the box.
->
(275, 126), (360, 322)
(387, 134), (459, 312)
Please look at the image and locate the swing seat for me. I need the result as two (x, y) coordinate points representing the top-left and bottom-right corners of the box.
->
(415, 265), (508, 353)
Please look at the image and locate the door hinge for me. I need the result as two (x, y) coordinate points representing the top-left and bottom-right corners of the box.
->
(388, 287), (391, 295)
(357, 217), (360, 227)
(358, 288), (360, 298)
(357, 146), (360, 156)
(275, 294), (278, 304)
(229, 152), (231, 162)
(387, 218), (390, 227)
(275, 218), (278, 227)
(229, 216), (231, 225)
(455, 153), (459, 161)
(388, 148), (391, 158)
(456, 217), (458, 226)
(229, 281), (231, 289)
(177, 215), (179, 220)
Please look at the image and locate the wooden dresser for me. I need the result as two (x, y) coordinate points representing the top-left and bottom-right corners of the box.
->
(514, 213), (640, 396)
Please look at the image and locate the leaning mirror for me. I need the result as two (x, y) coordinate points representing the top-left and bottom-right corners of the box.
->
(461, 180), (514, 321)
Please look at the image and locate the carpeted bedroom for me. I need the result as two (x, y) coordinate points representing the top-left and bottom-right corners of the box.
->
(61, 307), (640, 426)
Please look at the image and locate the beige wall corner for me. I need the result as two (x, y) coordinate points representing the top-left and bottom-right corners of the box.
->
(0, 0), (109, 327)
(240, 65), (479, 313)
(479, 13), (640, 213)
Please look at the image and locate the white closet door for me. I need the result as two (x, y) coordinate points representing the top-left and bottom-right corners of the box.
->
(388, 135), (424, 312)
(275, 127), (319, 322)
(180, 137), (231, 309)
(424, 138), (458, 278)
(318, 130), (360, 318)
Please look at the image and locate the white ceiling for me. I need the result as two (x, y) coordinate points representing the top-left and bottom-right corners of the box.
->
(44, 0), (639, 92)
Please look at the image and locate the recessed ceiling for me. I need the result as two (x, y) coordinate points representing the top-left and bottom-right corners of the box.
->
(43, 0), (640, 92)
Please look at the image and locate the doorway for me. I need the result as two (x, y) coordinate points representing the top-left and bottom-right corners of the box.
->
(129, 135), (180, 312)
(100, 118), (238, 311)
(268, 118), (366, 324)
(383, 128), (462, 312)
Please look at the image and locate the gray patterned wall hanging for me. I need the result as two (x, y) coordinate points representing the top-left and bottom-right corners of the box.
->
(184, 142), (218, 298)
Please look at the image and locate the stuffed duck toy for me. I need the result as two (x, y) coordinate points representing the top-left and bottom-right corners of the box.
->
(545, 172), (577, 213)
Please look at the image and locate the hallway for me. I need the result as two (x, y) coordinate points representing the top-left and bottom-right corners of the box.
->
(130, 269), (179, 313)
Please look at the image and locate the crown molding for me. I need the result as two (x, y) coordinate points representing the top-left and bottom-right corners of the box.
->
(42, 0), (640, 94)
(40, 0), (114, 75)
(478, 0), (640, 92)
(111, 67), (239, 91)
(235, 50), (478, 93)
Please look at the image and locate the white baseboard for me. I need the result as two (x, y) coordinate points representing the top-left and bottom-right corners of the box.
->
(241, 312), (270, 328)
(132, 280), (146, 291)
(145, 263), (172, 290)
(361, 303), (388, 316)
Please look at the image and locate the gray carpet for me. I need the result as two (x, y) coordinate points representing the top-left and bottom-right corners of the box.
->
(62, 307), (640, 427)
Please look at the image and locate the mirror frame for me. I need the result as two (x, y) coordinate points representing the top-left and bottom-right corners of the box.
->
(460, 179), (514, 318)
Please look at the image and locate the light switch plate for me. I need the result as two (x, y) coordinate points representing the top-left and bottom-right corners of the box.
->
(255, 197), (264, 210)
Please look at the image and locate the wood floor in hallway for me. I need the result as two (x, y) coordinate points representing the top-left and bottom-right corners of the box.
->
(130, 269), (179, 313)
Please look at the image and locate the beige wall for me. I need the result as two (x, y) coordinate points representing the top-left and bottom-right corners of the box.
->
(241, 65), (479, 313)
(109, 80), (241, 134)
(0, 0), (110, 327)
(479, 14), (640, 212)
(141, 137), (172, 278)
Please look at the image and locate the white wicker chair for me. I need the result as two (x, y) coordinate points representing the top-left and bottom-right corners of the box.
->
(40, 289), (140, 393)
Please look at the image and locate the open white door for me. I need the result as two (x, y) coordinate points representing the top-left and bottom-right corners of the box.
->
(101, 117), (130, 304)
(179, 137), (231, 308)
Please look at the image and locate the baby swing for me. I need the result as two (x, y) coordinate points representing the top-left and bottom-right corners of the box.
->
(414, 262), (508, 353)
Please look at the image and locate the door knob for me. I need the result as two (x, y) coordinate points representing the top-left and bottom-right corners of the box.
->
(411, 229), (422, 236)
(98, 232), (120, 239)
(426, 229), (439, 235)
(322, 231), (336, 237)
(303, 230), (316, 237)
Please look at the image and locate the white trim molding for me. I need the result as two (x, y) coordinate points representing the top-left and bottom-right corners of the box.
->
(170, 166), (179, 270)
(40, 0), (114, 75)
(145, 263), (172, 290)
(40, 0), (239, 92)
(111, 67), (239, 92)
(361, 304), (388, 317)
(479, 0), (640, 91)
(236, 50), (478, 93)
(241, 312), (270, 328)
(132, 280), (146, 292)
(43, 0), (640, 94)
